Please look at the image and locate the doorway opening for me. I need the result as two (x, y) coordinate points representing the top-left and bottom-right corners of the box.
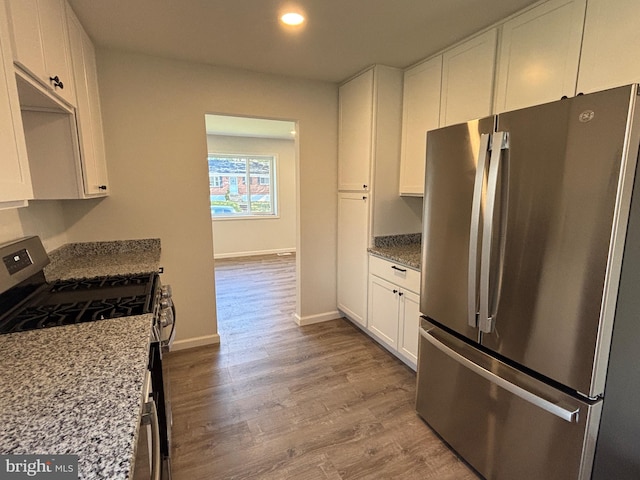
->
(205, 114), (298, 332)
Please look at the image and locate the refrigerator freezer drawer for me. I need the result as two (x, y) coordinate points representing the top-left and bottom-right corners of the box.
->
(416, 325), (602, 480)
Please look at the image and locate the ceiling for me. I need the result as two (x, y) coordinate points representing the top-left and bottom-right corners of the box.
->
(66, 0), (540, 84)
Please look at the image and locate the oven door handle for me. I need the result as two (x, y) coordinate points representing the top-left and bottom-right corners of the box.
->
(161, 304), (176, 352)
(141, 399), (162, 480)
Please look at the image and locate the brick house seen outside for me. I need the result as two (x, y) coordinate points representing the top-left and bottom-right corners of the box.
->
(208, 155), (275, 216)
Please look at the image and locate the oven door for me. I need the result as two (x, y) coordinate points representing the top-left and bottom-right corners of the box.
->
(133, 371), (161, 480)
(149, 341), (172, 479)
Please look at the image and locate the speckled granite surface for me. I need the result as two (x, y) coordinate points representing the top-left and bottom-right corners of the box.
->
(0, 315), (153, 480)
(368, 234), (422, 270)
(45, 239), (161, 281)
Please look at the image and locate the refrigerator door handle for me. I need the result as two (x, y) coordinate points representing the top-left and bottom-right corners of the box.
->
(479, 131), (508, 333)
(420, 327), (580, 423)
(468, 133), (492, 328)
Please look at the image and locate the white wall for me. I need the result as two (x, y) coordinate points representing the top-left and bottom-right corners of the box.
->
(61, 49), (339, 346)
(207, 134), (296, 258)
(0, 201), (69, 252)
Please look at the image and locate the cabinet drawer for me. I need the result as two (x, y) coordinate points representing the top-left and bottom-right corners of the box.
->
(369, 255), (420, 293)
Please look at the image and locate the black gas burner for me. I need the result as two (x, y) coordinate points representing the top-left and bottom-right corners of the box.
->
(50, 273), (155, 292)
(0, 271), (157, 335)
(4, 294), (150, 333)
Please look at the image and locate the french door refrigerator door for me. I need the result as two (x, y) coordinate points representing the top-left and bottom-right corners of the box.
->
(478, 85), (640, 398)
(420, 117), (494, 341)
(416, 322), (602, 480)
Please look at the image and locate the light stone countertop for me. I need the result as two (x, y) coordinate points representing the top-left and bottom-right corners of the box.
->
(0, 315), (153, 480)
(368, 233), (422, 271)
(45, 239), (161, 281)
(0, 238), (162, 479)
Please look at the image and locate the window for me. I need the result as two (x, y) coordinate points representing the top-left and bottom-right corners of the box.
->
(210, 175), (223, 187)
(208, 154), (277, 218)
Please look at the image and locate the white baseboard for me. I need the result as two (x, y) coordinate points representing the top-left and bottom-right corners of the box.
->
(294, 310), (342, 326)
(214, 248), (296, 259)
(170, 333), (221, 351)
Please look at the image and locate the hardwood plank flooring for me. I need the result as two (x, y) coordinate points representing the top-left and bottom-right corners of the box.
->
(165, 254), (479, 479)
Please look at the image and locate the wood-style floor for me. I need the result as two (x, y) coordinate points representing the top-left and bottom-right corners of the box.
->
(165, 254), (479, 480)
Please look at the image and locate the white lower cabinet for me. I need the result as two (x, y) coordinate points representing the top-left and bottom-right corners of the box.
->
(398, 289), (420, 364)
(368, 275), (401, 348)
(367, 255), (420, 369)
(337, 192), (370, 327)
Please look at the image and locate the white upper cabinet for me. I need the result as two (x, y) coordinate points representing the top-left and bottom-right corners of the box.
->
(494, 0), (586, 113)
(5, 0), (75, 106)
(67, 5), (108, 196)
(577, 0), (640, 94)
(0, 0), (31, 205)
(338, 68), (373, 192)
(399, 55), (442, 196)
(440, 28), (497, 127)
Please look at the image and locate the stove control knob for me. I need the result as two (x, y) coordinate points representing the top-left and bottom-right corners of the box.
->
(161, 285), (172, 298)
(160, 298), (173, 309)
(160, 309), (174, 328)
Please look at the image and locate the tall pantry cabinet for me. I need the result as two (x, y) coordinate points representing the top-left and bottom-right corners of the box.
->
(337, 65), (405, 327)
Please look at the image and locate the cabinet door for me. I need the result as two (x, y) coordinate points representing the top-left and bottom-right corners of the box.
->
(337, 192), (369, 326)
(67, 6), (108, 196)
(441, 29), (497, 127)
(5, 0), (75, 105)
(494, 0), (586, 113)
(0, 0), (32, 203)
(399, 56), (442, 196)
(4, 0), (45, 79)
(577, 0), (640, 94)
(38, 0), (74, 105)
(399, 289), (420, 366)
(338, 69), (373, 192)
(368, 275), (400, 348)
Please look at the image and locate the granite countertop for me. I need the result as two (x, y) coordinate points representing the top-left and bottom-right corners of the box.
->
(0, 238), (162, 479)
(0, 315), (153, 480)
(368, 233), (422, 271)
(45, 239), (161, 281)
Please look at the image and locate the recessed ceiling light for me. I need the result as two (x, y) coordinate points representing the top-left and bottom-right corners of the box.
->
(280, 12), (305, 26)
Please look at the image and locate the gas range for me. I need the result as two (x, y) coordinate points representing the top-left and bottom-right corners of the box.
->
(0, 237), (174, 349)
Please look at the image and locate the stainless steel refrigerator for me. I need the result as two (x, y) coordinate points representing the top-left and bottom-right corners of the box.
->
(416, 84), (640, 479)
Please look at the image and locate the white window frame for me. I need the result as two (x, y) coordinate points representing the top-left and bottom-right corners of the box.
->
(208, 153), (278, 220)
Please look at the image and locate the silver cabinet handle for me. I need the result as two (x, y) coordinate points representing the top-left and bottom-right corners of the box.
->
(420, 328), (580, 423)
(468, 133), (491, 328)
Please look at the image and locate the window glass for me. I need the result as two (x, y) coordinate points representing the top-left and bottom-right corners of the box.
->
(208, 154), (276, 218)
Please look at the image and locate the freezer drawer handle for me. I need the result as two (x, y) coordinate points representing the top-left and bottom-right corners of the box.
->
(420, 327), (580, 423)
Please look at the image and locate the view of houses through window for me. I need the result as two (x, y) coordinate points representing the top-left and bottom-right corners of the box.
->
(208, 154), (276, 217)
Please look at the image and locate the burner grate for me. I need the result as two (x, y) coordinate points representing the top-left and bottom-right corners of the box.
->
(50, 273), (154, 292)
(3, 295), (150, 333)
